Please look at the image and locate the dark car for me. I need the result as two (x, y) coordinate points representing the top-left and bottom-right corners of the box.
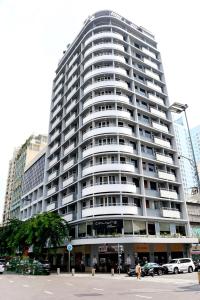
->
(194, 260), (200, 271)
(127, 266), (136, 277)
(127, 263), (164, 277)
(33, 260), (51, 275)
(142, 263), (164, 276)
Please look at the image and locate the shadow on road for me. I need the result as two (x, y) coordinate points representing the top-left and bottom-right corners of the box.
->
(178, 284), (200, 292)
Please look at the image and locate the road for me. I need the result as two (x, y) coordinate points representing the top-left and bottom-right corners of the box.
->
(0, 272), (200, 299)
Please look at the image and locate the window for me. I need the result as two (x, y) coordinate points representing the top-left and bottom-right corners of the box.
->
(124, 220), (133, 234)
(133, 221), (146, 235)
(159, 223), (170, 235)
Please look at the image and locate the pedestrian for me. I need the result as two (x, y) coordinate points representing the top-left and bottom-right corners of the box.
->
(135, 263), (141, 280)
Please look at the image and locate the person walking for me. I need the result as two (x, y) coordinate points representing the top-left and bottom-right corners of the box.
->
(135, 263), (142, 280)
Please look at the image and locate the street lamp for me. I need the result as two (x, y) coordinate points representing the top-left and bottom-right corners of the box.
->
(169, 102), (200, 193)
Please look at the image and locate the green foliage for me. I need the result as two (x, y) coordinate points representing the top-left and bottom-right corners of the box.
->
(0, 212), (69, 257)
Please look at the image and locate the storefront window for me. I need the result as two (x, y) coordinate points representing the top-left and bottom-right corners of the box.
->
(94, 220), (122, 236)
(124, 220), (133, 234)
(159, 223), (170, 236)
(133, 221), (146, 235)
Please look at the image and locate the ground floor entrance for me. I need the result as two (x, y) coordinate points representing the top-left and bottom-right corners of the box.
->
(47, 242), (190, 272)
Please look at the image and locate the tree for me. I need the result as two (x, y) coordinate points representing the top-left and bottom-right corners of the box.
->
(29, 212), (69, 257)
(0, 212), (69, 258)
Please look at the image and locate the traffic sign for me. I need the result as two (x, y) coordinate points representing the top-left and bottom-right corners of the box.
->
(67, 243), (73, 252)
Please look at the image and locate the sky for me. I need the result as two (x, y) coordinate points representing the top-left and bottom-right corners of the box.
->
(0, 0), (200, 221)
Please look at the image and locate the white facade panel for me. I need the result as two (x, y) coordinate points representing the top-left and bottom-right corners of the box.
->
(160, 189), (178, 199)
(62, 194), (74, 206)
(161, 209), (181, 219)
(154, 137), (171, 148)
(82, 183), (137, 196)
(158, 171), (176, 181)
(82, 144), (134, 158)
(46, 202), (56, 211)
(85, 32), (123, 46)
(156, 153), (173, 164)
(83, 94), (129, 109)
(83, 110), (130, 124)
(82, 126), (132, 140)
(82, 205), (139, 217)
(82, 163), (136, 176)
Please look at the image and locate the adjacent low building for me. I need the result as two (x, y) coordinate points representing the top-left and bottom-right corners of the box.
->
(9, 135), (47, 219)
(20, 147), (46, 221)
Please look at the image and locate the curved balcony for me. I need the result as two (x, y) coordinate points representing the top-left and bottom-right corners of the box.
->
(83, 94), (130, 109)
(82, 162), (137, 176)
(84, 43), (124, 58)
(85, 32), (123, 46)
(83, 110), (131, 124)
(82, 182), (137, 196)
(82, 126), (133, 141)
(84, 67), (127, 81)
(82, 205), (139, 218)
(82, 143), (135, 158)
(84, 80), (128, 95)
(84, 55), (126, 70)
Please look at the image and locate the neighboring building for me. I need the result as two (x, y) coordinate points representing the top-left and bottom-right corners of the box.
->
(10, 135), (47, 219)
(191, 125), (200, 163)
(2, 149), (19, 224)
(174, 117), (196, 197)
(20, 147), (46, 221)
(44, 10), (197, 269)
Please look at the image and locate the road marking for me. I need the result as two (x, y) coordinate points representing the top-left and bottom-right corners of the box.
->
(44, 290), (53, 295)
(65, 282), (73, 286)
(23, 284), (29, 288)
(9, 280), (14, 283)
(47, 279), (52, 282)
(135, 295), (152, 299)
(93, 288), (104, 291)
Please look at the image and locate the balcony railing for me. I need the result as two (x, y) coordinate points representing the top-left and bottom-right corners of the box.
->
(82, 204), (140, 218)
(160, 189), (178, 200)
(161, 207), (181, 219)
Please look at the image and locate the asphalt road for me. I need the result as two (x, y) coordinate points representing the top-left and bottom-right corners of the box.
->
(0, 272), (200, 300)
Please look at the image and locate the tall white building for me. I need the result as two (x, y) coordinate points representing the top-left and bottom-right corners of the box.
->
(44, 10), (197, 270)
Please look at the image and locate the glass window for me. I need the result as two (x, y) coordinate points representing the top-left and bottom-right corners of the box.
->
(78, 223), (86, 237)
(159, 223), (170, 235)
(133, 221), (146, 235)
(124, 220), (133, 234)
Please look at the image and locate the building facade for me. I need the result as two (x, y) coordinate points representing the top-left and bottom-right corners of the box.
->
(2, 149), (19, 224)
(43, 10), (197, 270)
(174, 117), (196, 197)
(10, 135), (47, 219)
(20, 148), (46, 221)
(191, 125), (200, 164)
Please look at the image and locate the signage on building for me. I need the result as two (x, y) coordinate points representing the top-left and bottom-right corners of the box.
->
(98, 245), (124, 253)
(134, 244), (149, 252)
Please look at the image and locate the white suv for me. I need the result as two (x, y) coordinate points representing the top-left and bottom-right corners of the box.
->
(162, 258), (195, 274)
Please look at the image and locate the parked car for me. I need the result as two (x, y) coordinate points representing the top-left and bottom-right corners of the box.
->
(127, 262), (164, 277)
(194, 260), (200, 271)
(36, 260), (51, 275)
(142, 263), (164, 276)
(0, 263), (5, 274)
(0, 259), (6, 267)
(127, 266), (136, 277)
(162, 258), (195, 274)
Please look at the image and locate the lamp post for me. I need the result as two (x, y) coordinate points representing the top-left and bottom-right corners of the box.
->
(169, 102), (200, 192)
